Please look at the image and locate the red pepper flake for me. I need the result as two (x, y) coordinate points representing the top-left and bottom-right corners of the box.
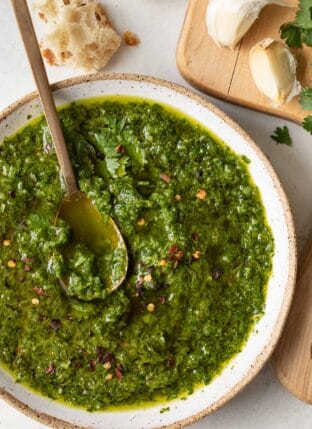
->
(159, 295), (166, 304)
(160, 173), (171, 184)
(103, 352), (114, 364)
(167, 357), (176, 368)
(45, 364), (56, 375)
(89, 359), (97, 371)
(115, 144), (125, 154)
(191, 232), (199, 241)
(168, 245), (184, 262)
(50, 319), (61, 331)
(168, 245), (179, 255)
(33, 287), (45, 296)
(96, 346), (107, 363)
(23, 265), (31, 272)
(115, 364), (123, 380)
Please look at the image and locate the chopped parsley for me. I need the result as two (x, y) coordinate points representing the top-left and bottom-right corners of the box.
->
(303, 115), (312, 134)
(271, 126), (292, 145)
(272, 88), (312, 142)
(0, 99), (274, 410)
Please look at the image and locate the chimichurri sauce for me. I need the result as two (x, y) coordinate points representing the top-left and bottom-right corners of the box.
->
(0, 99), (274, 410)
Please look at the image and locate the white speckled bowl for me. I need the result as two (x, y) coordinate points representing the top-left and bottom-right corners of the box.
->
(0, 74), (296, 429)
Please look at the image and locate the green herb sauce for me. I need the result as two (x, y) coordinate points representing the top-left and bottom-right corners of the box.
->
(0, 98), (274, 410)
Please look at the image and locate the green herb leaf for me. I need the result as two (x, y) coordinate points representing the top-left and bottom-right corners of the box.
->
(270, 126), (293, 145)
(101, 154), (129, 179)
(93, 132), (130, 178)
(295, 0), (312, 29)
(280, 23), (303, 48)
(115, 156), (130, 178)
(105, 157), (120, 177)
(303, 115), (312, 134)
(280, 0), (312, 47)
(300, 88), (312, 110)
(303, 28), (312, 45)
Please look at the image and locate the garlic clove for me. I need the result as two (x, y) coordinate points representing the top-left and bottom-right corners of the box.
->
(249, 38), (301, 105)
(206, 0), (289, 49)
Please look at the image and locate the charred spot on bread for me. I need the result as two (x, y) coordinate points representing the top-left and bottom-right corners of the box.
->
(42, 48), (57, 65)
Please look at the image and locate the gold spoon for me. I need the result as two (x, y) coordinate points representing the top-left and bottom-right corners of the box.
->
(11, 0), (128, 298)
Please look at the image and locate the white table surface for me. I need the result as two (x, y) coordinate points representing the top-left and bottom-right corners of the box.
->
(0, 1), (312, 428)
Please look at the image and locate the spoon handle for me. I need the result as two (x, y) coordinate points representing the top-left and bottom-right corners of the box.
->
(11, 0), (78, 195)
(272, 236), (312, 404)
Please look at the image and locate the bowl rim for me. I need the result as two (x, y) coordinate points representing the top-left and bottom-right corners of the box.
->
(0, 72), (297, 429)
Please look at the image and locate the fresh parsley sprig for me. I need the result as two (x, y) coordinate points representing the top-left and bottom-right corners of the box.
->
(302, 115), (312, 133)
(270, 126), (293, 145)
(300, 87), (312, 110)
(272, 1), (312, 143)
(271, 88), (312, 144)
(300, 88), (312, 134)
(280, 0), (312, 48)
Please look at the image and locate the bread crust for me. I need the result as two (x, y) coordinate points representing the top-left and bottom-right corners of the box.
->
(124, 31), (140, 47)
(34, 0), (121, 71)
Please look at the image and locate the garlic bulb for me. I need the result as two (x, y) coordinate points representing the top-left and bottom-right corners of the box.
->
(249, 38), (301, 105)
(206, 0), (288, 49)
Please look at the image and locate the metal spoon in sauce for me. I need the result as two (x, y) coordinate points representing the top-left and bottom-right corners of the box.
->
(11, 0), (128, 297)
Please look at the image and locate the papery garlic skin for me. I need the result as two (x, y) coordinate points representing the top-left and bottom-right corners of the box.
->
(249, 38), (301, 105)
(206, 0), (287, 49)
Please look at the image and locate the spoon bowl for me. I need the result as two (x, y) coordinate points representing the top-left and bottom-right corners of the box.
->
(59, 190), (128, 294)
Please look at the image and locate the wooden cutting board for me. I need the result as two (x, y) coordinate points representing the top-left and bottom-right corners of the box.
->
(177, 0), (311, 123)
